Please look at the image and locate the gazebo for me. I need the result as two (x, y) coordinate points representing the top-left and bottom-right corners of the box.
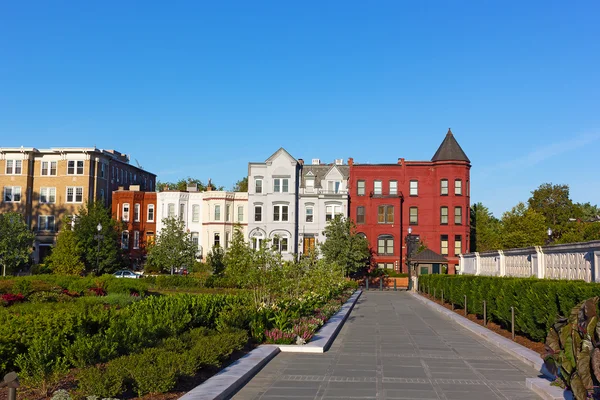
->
(411, 249), (449, 275)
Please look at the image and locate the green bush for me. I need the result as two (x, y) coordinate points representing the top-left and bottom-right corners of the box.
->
(419, 275), (600, 342)
(78, 364), (125, 398)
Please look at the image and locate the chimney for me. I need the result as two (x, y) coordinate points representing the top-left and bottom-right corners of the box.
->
(311, 158), (320, 165)
(118, 186), (124, 191)
(348, 157), (354, 166)
(187, 184), (198, 192)
(398, 158), (405, 165)
(206, 178), (212, 192)
(129, 185), (140, 191)
(298, 158), (304, 165)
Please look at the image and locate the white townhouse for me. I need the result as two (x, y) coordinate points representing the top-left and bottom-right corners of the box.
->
(156, 185), (247, 260)
(297, 158), (349, 255)
(247, 148), (300, 260)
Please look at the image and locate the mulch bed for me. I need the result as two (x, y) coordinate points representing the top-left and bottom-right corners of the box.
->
(419, 292), (546, 356)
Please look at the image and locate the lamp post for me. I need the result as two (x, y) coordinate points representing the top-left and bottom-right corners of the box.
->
(545, 227), (553, 245)
(94, 223), (104, 275)
(407, 226), (413, 290)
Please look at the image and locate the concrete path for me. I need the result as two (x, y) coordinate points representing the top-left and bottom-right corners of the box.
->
(232, 291), (542, 400)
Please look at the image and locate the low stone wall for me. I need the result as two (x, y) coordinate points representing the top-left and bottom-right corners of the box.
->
(459, 240), (600, 282)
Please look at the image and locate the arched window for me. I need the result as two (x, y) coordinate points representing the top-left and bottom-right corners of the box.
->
(377, 234), (394, 255)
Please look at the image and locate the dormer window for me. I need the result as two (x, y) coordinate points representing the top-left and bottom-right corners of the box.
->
(306, 178), (314, 191)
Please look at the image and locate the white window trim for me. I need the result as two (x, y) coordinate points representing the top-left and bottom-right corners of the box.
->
(273, 204), (289, 222)
(410, 180), (418, 196)
(41, 161), (57, 176)
(122, 203), (130, 222)
(66, 186), (84, 203)
(254, 205), (263, 222)
(214, 205), (221, 221)
(40, 187), (56, 204)
(305, 206), (314, 223)
(255, 178), (263, 194)
(38, 215), (55, 232)
(67, 160), (84, 175)
(122, 231), (129, 250)
(147, 204), (155, 222)
(389, 180), (397, 195)
(192, 204), (200, 222)
(133, 230), (140, 249)
(5, 160), (22, 175)
(3, 186), (22, 203)
(237, 206), (244, 222)
(134, 203), (140, 222)
(373, 180), (382, 195)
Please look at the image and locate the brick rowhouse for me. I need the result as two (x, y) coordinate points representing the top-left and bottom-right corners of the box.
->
(348, 129), (471, 274)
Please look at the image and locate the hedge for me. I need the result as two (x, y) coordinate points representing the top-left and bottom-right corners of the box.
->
(419, 275), (600, 342)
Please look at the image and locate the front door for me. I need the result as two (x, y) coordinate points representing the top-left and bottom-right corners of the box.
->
(303, 237), (315, 253)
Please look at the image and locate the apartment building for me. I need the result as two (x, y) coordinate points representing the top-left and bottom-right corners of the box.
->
(247, 148), (300, 261)
(156, 186), (247, 260)
(348, 129), (471, 274)
(111, 187), (157, 268)
(298, 158), (349, 255)
(0, 147), (156, 263)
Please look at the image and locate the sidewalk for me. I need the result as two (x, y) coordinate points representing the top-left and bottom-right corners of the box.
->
(232, 291), (542, 400)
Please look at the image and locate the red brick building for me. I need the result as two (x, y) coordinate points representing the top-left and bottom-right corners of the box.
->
(111, 186), (157, 269)
(348, 129), (471, 274)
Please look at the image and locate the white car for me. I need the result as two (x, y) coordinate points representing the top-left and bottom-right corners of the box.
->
(113, 270), (142, 279)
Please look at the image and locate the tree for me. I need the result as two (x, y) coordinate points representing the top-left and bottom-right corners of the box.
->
(319, 215), (370, 276)
(528, 183), (575, 238)
(206, 246), (226, 276)
(73, 201), (125, 274)
(470, 203), (502, 252)
(146, 216), (197, 274)
(0, 213), (35, 276)
(233, 177), (248, 192)
(222, 226), (252, 281)
(573, 202), (600, 222)
(45, 218), (85, 275)
(157, 177), (221, 192)
(500, 202), (547, 249)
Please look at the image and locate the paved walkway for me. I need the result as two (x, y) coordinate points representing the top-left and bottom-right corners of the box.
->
(232, 291), (542, 400)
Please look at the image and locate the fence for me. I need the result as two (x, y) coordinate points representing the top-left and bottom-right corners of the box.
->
(458, 240), (600, 282)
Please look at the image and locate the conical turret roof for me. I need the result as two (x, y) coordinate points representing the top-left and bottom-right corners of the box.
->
(431, 128), (470, 162)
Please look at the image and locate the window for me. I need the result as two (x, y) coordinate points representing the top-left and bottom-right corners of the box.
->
(237, 206), (243, 222)
(41, 161), (57, 176)
(377, 205), (394, 224)
(409, 207), (418, 225)
(254, 205), (262, 222)
(66, 187), (83, 203)
(255, 179), (263, 193)
(133, 231), (140, 249)
(134, 204), (140, 222)
(226, 204), (231, 222)
(191, 232), (199, 249)
(122, 203), (130, 221)
(466, 180), (469, 196)
(455, 206), (462, 225)
(40, 187), (56, 204)
(357, 180), (365, 196)
(306, 206), (314, 223)
(374, 180), (382, 195)
(272, 236), (289, 252)
(377, 235), (394, 255)
(441, 179), (448, 196)
(214, 233), (220, 248)
(5, 160), (22, 175)
(440, 206), (448, 225)
(214, 205), (221, 221)
(410, 180), (418, 196)
(273, 205), (289, 221)
(122, 231), (129, 250)
(455, 235), (462, 256)
(225, 232), (230, 248)
(179, 203), (185, 220)
(389, 181), (397, 196)
(168, 203), (175, 218)
(356, 206), (365, 224)
(441, 235), (449, 255)
(192, 205), (199, 222)
(274, 178), (289, 193)
(306, 178), (314, 191)
(251, 233), (264, 250)
(327, 181), (341, 193)
(38, 216), (55, 232)
(5, 186), (21, 202)
(455, 179), (463, 195)
(326, 204), (342, 221)
(146, 232), (155, 246)
(100, 163), (105, 178)
(67, 160), (84, 175)
(147, 204), (155, 222)
(100, 189), (105, 203)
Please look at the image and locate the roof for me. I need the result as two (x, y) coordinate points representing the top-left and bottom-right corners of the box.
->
(265, 147), (297, 163)
(300, 164), (349, 188)
(411, 249), (448, 263)
(431, 129), (470, 163)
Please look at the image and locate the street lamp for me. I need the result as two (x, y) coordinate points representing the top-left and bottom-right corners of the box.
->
(546, 227), (553, 245)
(94, 223), (104, 275)
(407, 226), (414, 290)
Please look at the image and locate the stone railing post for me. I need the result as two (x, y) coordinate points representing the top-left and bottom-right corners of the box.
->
(498, 250), (506, 276)
(533, 246), (545, 279)
(475, 252), (481, 275)
(458, 254), (464, 275)
(593, 251), (600, 283)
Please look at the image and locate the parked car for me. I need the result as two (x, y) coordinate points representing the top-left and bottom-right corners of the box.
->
(113, 270), (142, 279)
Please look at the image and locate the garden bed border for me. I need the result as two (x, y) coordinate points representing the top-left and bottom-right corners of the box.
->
(179, 289), (362, 399)
(409, 292), (575, 400)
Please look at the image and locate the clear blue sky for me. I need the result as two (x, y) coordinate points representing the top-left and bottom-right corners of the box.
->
(1, 1), (598, 217)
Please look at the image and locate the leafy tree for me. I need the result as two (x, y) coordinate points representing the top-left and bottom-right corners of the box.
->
(0, 212), (35, 276)
(528, 183), (575, 237)
(320, 215), (370, 276)
(470, 203), (502, 252)
(157, 177), (221, 192)
(45, 218), (85, 275)
(207, 246), (226, 276)
(573, 202), (600, 222)
(73, 201), (125, 274)
(500, 202), (547, 249)
(146, 217), (197, 274)
(232, 177), (248, 192)
(222, 226), (252, 281)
